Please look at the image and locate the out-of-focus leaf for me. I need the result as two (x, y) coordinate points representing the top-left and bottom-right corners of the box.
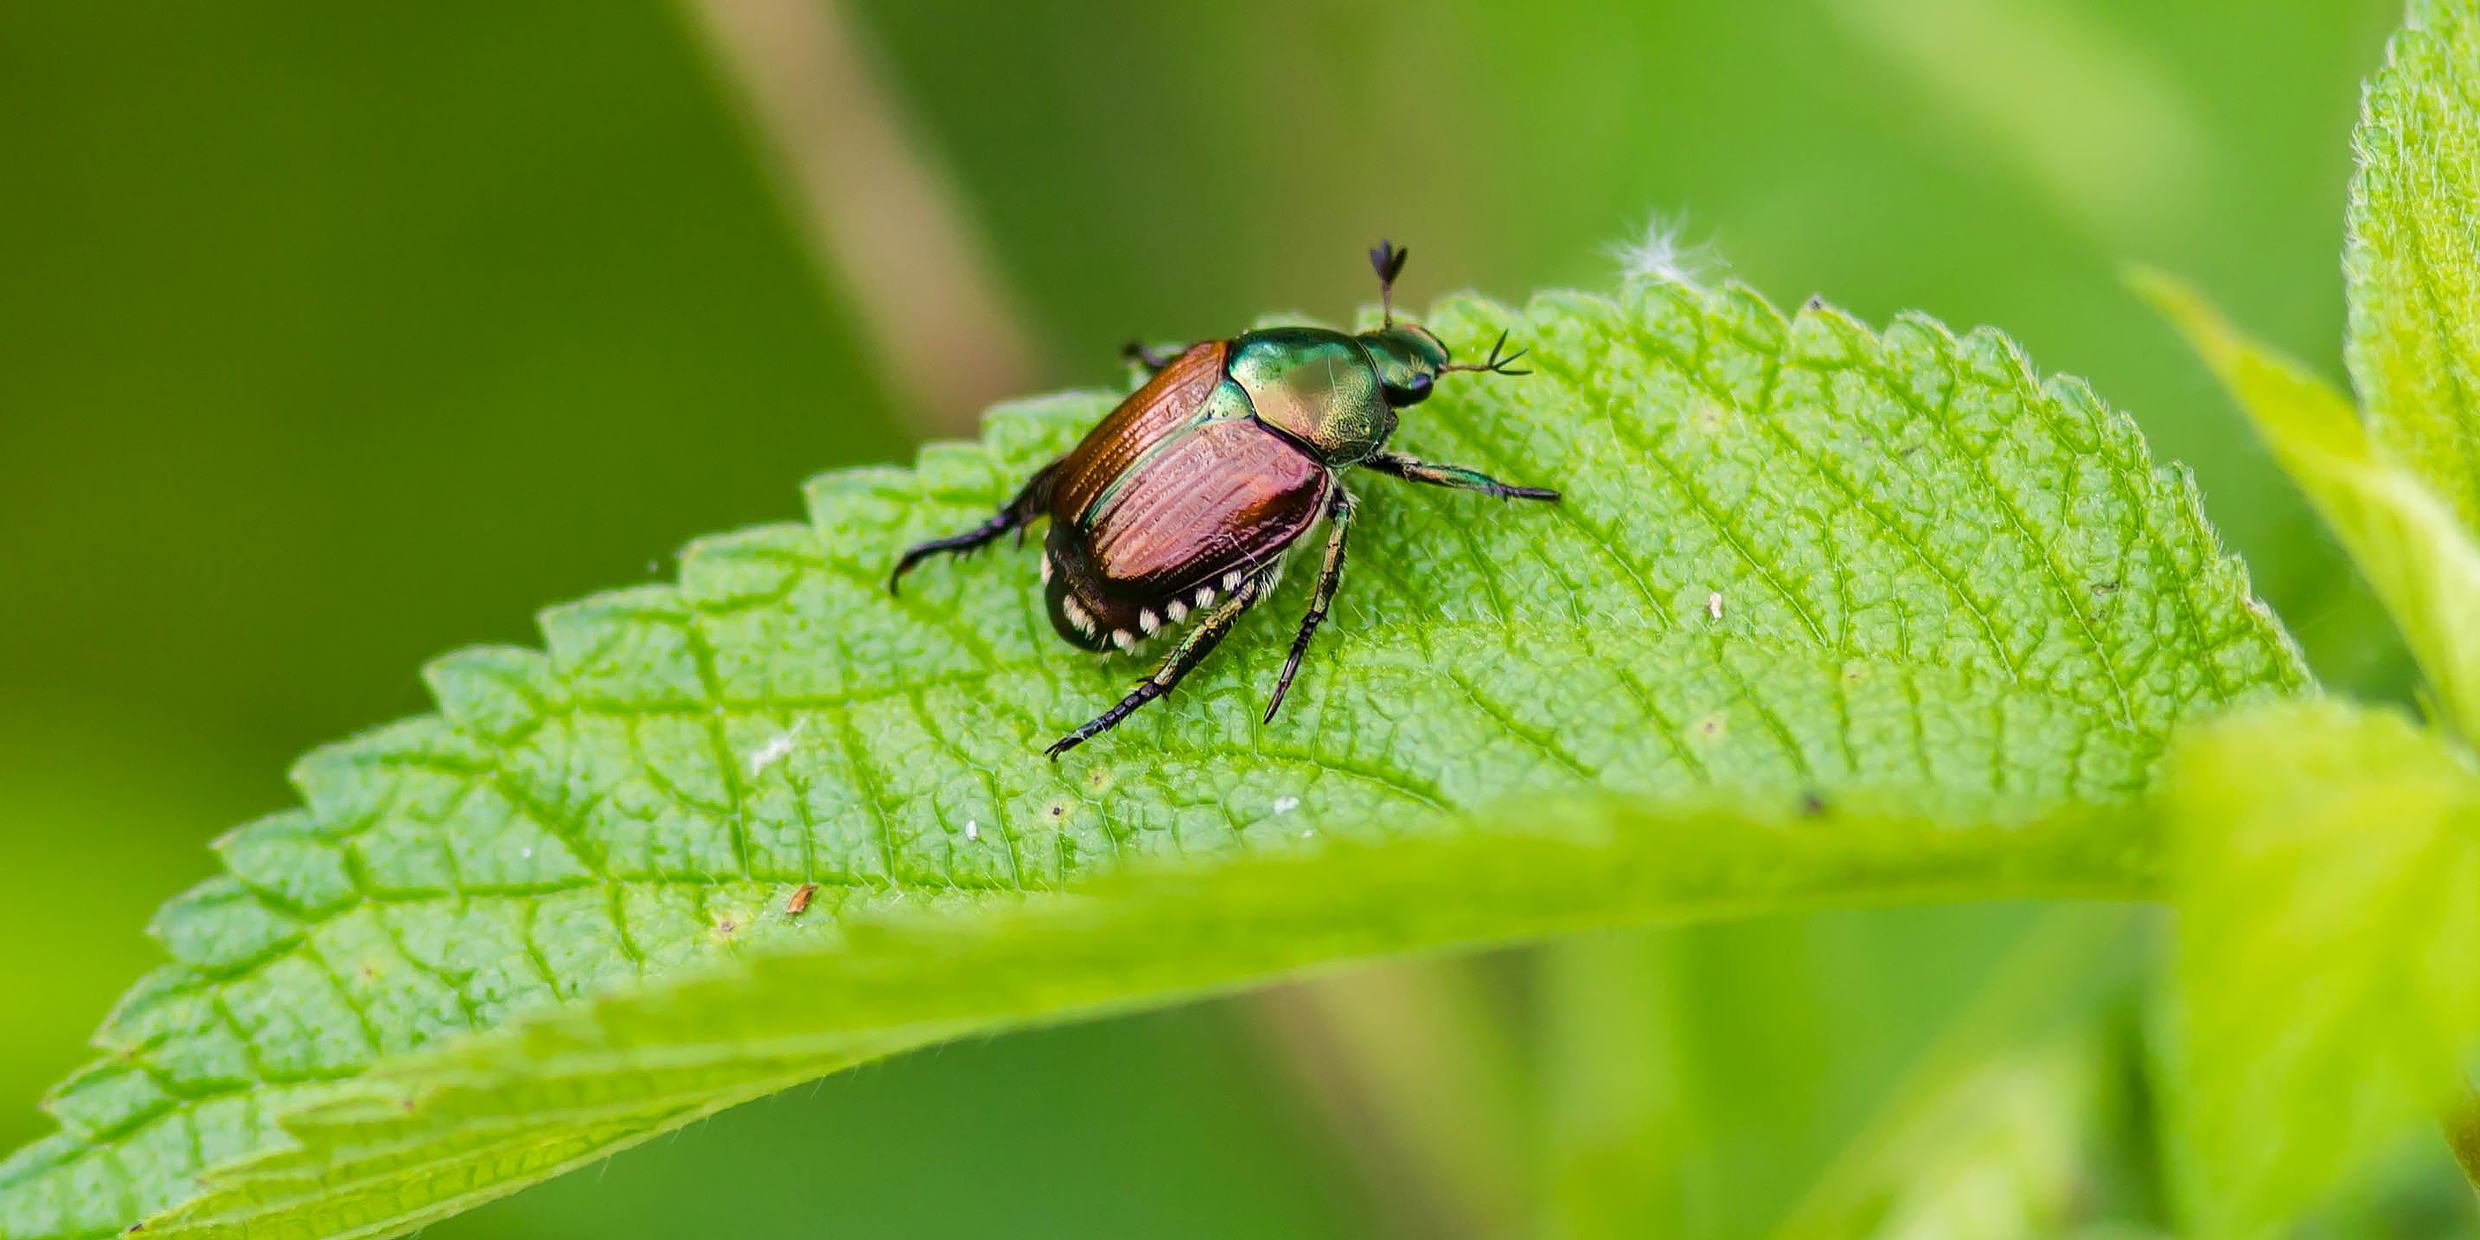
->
(2163, 700), (2480, 1240)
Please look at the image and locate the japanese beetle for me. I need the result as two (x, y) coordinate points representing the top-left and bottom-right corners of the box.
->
(890, 242), (1558, 757)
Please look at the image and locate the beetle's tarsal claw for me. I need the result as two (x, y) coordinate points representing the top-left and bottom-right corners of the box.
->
(1442, 328), (1534, 377)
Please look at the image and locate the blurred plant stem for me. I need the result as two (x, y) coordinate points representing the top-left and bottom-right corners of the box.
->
(2441, 1088), (2480, 1197)
(1823, 0), (2206, 246)
(1769, 907), (2156, 1240)
(1253, 960), (1534, 1240)
(678, 0), (1038, 438)
(1537, 907), (2155, 1240)
(1536, 928), (1696, 1238)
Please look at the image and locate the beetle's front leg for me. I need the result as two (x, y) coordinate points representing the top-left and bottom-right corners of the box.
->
(1121, 340), (1192, 374)
(1046, 568), (1272, 759)
(1365, 450), (1559, 502)
(1263, 488), (1355, 723)
(887, 459), (1062, 594)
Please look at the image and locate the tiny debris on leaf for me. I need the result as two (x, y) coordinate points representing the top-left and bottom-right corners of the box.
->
(1272, 795), (1301, 813)
(1707, 591), (1724, 619)
(965, 818), (980, 841)
(784, 882), (819, 916)
(749, 718), (809, 776)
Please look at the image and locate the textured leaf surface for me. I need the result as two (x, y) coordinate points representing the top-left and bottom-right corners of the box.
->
(2166, 701), (2480, 1240)
(2143, 270), (2480, 741)
(2347, 0), (2480, 531)
(0, 282), (2303, 1239)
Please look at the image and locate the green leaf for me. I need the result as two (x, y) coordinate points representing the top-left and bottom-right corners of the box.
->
(2138, 270), (2480, 740)
(2163, 699), (2480, 1240)
(0, 282), (2302, 1240)
(2347, 0), (2480, 532)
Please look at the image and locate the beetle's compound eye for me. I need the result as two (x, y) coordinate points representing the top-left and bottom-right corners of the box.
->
(1384, 371), (1434, 407)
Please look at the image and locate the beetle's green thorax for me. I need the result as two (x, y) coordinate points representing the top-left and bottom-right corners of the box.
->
(1224, 325), (1407, 464)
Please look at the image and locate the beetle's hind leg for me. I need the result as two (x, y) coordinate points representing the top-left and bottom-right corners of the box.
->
(1046, 566), (1275, 759)
(1263, 488), (1356, 724)
(1365, 450), (1559, 502)
(887, 459), (1062, 595)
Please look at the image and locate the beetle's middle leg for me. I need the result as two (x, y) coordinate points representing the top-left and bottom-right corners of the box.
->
(1046, 567), (1274, 759)
(1365, 450), (1560, 502)
(887, 459), (1061, 594)
(1263, 488), (1356, 723)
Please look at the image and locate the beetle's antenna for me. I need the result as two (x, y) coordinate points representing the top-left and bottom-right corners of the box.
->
(1369, 240), (1410, 326)
(1441, 328), (1533, 376)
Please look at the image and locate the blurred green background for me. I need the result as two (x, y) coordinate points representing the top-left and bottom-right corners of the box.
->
(0, 0), (2452, 1235)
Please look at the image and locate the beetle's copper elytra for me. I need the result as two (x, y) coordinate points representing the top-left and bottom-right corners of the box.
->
(889, 242), (1558, 758)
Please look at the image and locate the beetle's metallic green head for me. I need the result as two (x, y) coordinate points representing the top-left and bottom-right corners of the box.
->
(1357, 323), (1452, 408)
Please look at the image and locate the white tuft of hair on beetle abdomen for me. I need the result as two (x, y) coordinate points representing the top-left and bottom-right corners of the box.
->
(1062, 596), (1097, 635)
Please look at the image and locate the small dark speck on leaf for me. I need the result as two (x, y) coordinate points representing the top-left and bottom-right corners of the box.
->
(1804, 294), (1825, 311)
(785, 882), (819, 916)
(2090, 580), (2121, 596)
(1800, 790), (1827, 817)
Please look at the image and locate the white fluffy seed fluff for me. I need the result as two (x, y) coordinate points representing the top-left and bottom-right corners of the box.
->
(1610, 211), (1726, 288)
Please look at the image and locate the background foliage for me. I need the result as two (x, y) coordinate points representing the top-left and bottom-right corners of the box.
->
(0, 1), (2455, 1237)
